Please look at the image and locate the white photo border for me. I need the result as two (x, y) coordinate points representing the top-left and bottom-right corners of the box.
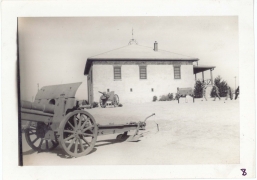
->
(1, 0), (255, 179)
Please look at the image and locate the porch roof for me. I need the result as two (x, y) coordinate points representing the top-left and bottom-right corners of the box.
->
(193, 65), (216, 74)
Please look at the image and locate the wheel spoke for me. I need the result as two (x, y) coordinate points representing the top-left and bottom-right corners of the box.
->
(67, 121), (75, 130)
(29, 129), (36, 133)
(64, 134), (75, 141)
(81, 133), (94, 137)
(76, 113), (80, 120)
(74, 139), (78, 154)
(80, 118), (89, 129)
(64, 130), (75, 134)
(32, 137), (39, 144)
(82, 125), (93, 133)
(29, 132), (36, 135)
(81, 114), (88, 122)
(38, 139), (43, 148)
(67, 138), (76, 150)
(79, 139), (84, 152)
(78, 115), (82, 128)
(81, 114), (87, 120)
(46, 140), (49, 150)
(82, 138), (91, 146)
(73, 115), (78, 129)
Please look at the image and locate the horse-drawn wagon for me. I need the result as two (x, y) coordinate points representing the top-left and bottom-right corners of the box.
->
(20, 82), (153, 157)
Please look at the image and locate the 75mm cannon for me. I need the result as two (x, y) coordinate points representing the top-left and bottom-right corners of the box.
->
(98, 91), (119, 108)
(20, 82), (154, 157)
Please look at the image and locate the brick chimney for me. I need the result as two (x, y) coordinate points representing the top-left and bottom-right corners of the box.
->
(154, 41), (158, 51)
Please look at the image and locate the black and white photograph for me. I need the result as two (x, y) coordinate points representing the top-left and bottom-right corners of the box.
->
(19, 16), (240, 165)
(1, 0), (255, 179)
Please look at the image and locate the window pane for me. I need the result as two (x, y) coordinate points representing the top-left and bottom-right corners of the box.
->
(174, 66), (181, 79)
(114, 67), (121, 79)
(139, 66), (147, 79)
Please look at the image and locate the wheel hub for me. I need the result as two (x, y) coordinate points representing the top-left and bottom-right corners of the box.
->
(74, 129), (82, 139)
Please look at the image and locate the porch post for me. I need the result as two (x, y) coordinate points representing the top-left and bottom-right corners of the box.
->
(195, 73), (197, 81)
(210, 69), (213, 85)
(202, 72), (204, 82)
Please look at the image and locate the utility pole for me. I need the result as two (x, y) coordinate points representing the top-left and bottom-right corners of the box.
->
(37, 83), (39, 92)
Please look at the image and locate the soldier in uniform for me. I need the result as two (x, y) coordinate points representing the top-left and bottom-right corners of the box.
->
(213, 85), (221, 101)
(202, 83), (208, 101)
(235, 86), (239, 100)
(225, 86), (233, 100)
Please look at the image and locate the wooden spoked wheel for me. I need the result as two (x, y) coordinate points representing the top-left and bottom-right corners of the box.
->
(99, 96), (107, 108)
(114, 94), (119, 107)
(25, 121), (59, 152)
(58, 110), (98, 157)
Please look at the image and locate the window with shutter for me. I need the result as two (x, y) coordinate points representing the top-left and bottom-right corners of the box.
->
(139, 66), (147, 79)
(113, 66), (121, 80)
(174, 66), (181, 79)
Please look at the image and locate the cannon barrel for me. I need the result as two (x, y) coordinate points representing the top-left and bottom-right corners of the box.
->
(21, 100), (55, 114)
(21, 100), (32, 109)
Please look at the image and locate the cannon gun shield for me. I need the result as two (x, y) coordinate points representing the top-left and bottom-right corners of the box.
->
(99, 91), (119, 108)
(35, 82), (82, 100)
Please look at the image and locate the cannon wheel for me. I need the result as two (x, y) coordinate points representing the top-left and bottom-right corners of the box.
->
(58, 110), (98, 157)
(113, 94), (119, 107)
(99, 96), (107, 108)
(25, 121), (59, 152)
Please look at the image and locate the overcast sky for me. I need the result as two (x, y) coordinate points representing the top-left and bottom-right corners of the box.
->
(18, 17), (239, 101)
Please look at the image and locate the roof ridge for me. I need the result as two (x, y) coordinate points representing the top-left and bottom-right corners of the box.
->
(88, 45), (130, 58)
(137, 44), (195, 58)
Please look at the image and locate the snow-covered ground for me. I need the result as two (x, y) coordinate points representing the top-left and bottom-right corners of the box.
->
(22, 98), (239, 165)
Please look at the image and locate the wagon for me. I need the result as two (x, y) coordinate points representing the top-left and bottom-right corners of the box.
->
(20, 82), (153, 157)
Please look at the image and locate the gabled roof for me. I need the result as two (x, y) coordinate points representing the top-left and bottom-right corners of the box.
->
(84, 44), (199, 75)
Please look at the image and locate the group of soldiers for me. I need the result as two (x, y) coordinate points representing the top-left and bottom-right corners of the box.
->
(202, 83), (239, 101)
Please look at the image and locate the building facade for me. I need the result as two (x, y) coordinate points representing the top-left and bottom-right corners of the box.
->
(84, 41), (214, 104)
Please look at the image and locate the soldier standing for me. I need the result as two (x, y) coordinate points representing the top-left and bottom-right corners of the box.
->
(202, 83), (208, 101)
(225, 86), (233, 100)
(213, 85), (221, 101)
(235, 86), (239, 100)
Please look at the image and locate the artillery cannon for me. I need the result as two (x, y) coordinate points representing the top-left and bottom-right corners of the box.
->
(21, 82), (153, 157)
(176, 87), (195, 103)
(98, 91), (119, 108)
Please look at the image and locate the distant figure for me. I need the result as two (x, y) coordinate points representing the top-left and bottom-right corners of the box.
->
(202, 83), (208, 101)
(185, 94), (190, 103)
(235, 86), (240, 100)
(225, 86), (233, 100)
(213, 85), (221, 101)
